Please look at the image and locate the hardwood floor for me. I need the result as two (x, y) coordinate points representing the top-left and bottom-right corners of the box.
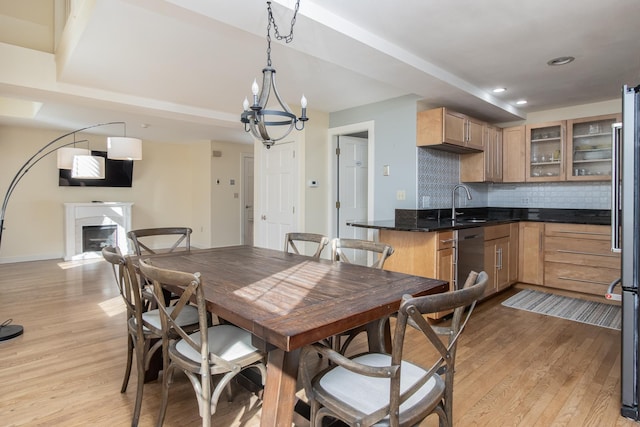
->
(0, 257), (635, 426)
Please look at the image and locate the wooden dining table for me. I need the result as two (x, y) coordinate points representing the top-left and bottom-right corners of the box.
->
(142, 245), (448, 426)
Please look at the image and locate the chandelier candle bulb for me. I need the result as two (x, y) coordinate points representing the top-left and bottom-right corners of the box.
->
(251, 79), (260, 106)
(301, 95), (307, 118)
(243, 98), (249, 111)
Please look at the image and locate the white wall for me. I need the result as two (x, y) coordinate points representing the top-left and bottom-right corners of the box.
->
(209, 140), (253, 247)
(303, 109), (329, 235)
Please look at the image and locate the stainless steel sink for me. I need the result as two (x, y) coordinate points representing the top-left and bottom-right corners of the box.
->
(459, 218), (488, 223)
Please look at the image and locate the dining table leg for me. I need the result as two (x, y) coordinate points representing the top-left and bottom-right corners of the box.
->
(260, 347), (301, 427)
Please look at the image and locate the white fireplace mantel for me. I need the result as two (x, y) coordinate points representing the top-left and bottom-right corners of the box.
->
(64, 202), (133, 261)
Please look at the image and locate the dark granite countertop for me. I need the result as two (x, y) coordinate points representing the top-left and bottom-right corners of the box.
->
(347, 207), (612, 232)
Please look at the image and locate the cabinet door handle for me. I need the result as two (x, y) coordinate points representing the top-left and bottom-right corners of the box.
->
(556, 249), (618, 258)
(554, 230), (609, 236)
(539, 232), (543, 253)
(557, 276), (611, 286)
(440, 238), (456, 244)
(496, 248), (503, 270)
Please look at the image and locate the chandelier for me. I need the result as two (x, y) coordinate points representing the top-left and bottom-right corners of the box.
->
(241, 0), (308, 148)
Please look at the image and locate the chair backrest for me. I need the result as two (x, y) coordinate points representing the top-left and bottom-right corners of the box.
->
(138, 259), (240, 396)
(390, 270), (488, 425)
(284, 232), (329, 258)
(102, 246), (149, 333)
(331, 237), (394, 269)
(127, 227), (192, 256)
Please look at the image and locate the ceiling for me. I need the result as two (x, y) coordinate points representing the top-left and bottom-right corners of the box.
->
(1, 0), (639, 144)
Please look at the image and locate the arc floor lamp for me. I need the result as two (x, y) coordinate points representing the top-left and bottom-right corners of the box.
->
(0, 121), (142, 341)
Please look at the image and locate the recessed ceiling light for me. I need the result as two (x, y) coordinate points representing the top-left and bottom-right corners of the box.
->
(516, 100), (528, 105)
(547, 56), (575, 66)
(492, 87), (507, 93)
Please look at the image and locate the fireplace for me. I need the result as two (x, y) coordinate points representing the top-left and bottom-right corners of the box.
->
(64, 202), (133, 260)
(82, 224), (118, 252)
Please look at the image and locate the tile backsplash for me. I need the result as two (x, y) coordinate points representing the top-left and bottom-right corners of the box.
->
(417, 147), (611, 210)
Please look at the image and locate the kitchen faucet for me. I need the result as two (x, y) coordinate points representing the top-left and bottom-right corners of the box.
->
(451, 184), (472, 221)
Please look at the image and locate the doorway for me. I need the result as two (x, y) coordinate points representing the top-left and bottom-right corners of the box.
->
(255, 139), (299, 250)
(328, 121), (375, 262)
(241, 154), (254, 246)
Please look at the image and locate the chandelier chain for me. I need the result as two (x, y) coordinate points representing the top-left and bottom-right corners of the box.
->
(266, 0), (300, 67)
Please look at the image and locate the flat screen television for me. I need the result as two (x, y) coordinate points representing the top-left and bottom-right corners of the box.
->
(59, 150), (134, 187)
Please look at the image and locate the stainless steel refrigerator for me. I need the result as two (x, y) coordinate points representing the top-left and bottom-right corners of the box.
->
(611, 84), (640, 420)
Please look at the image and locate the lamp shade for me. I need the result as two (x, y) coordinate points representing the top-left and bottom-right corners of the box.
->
(107, 137), (142, 160)
(71, 155), (105, 179)
(57, 147), (91, 169)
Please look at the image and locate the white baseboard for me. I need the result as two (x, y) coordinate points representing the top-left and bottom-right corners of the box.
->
(0, 252), (64, 264)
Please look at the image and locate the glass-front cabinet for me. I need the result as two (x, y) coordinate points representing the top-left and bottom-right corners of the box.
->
(525, 121), (565, 182)
(566, 114), (621, 181)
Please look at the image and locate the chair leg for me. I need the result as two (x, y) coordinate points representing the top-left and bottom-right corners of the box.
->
(131, 335), (147, 427)
(121, 333), (134, 393)
(156, 365), (174, 427)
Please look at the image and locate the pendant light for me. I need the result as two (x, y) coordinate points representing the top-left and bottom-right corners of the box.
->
(57, 147), (91, 169)
(240, 0), (308, 148)
(107, 137), (142, 160)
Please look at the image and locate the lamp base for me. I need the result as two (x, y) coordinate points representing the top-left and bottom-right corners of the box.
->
(0, 323), (23, 341)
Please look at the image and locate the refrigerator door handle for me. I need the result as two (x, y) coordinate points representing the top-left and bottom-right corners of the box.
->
(605, 277), (622, 301)
(611, 122), (622, 253)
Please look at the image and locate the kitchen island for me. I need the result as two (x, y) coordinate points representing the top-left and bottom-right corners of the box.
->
(349, 208), (618, 302)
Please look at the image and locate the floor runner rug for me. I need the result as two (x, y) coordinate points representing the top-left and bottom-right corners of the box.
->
(501, 289), (621, 330)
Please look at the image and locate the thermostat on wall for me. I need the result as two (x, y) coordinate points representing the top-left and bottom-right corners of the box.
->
(308, 180), (319, 188)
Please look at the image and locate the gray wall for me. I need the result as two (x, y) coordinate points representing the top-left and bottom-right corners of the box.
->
(332, 97), (615, 219)
(330, 95), (421, 220)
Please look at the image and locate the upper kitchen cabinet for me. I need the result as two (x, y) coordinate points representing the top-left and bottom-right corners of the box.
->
(485, 125), (503, 182)
(417, 107), (485, 153)
(566, 113), (621, 181)
(502, 125), (526, 182)
(525, 121), (566, 182)
(460, 124), (502, 183)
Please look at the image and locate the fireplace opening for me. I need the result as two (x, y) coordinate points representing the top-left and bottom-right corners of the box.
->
(82, 225), (118, 253)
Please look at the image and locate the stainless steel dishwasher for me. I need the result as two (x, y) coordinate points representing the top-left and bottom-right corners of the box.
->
(456, 227), (484, 289)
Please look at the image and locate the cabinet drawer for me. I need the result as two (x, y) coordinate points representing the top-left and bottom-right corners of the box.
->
(545, 236), (620, 269)
(438, 231), (455, 250)
(545, 223), (611, 240)
(484, 224), (510, 241)
(544, 262), (619, 295)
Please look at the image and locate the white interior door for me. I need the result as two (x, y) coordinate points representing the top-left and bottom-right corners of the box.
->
(258, 141), (297, 250)
(337, 136), (368, 263)
(242, 154), (254, 246)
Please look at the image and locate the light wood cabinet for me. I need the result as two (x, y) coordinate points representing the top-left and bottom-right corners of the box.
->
(483, 224), (512, 297)
(525, 121), (566, 182)
(543, 223), (620, 296)
(379, 229), (455, 319)
(502, 125), (526, 182)
(417, 107), (485, 153)
(518, 222), (545, 285)
(508, 223), (519, 284)
(566, 113), (620, 181)
(460, 125), (502, 183)
(486, 125), (503, 182)
(435, 235), (455, 319)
